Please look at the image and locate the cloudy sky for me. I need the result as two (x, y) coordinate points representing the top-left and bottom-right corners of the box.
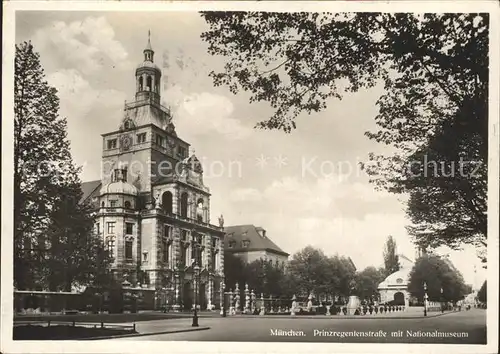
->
(15, 10), (486, 288)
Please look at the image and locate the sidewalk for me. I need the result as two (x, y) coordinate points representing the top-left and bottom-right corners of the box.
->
(90, 318), (210, 340)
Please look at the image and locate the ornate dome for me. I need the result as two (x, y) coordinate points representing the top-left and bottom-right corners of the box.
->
(100, 181), (138, 196)
(136, 61), (161, 71)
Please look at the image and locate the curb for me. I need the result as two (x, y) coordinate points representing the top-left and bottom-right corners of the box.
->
(227, 311), (457, 320)
(80, 326), (211, 340)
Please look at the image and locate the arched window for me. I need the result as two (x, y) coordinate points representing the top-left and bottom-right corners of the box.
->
(196, 198), (204, 223)
(124, 200), (131, 209)
(162, 191), (173, 214)
(180, 192), (188, 218)
(146, 76), (152, 91)
(138, 76), (143, 91)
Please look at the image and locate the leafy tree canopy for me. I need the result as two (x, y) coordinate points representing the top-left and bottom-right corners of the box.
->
(14, 41), (110, 291)
(407, 254), (468, 302)
(201, 12), (488, 260)
(355, 266), (385, 301)
(477, 280), (487, 303)
(383, 236), (400, 277)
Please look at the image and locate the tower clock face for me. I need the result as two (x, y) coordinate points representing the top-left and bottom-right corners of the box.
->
(121, 134), (132, 151)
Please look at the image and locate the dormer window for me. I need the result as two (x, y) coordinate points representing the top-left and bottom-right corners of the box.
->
(242, 240), (250, 248)
(228, 241), (236, 248)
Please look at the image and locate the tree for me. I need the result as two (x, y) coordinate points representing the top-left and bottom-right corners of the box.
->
(201, 13), (488, 259)
(407, 254), (468, 302)
(223, 251), (246, 290)
(14, 41), (110, 290)
(477, 280), (486, 303)
(383, 236), (400, 277)
(355, 266), (385, 301)
(287, 246), (330, 297)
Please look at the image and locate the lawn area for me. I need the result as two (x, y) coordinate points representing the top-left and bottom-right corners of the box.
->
(13, 325), (137, 340)
(14, 311), (220, 323)
(14, 312), (184, 323)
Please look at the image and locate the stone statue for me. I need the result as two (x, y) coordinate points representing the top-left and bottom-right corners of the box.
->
(307, 293), (313, 312)
(154, 191), (161, 209)
(218, 214), (224, 228)
(291, 294), (297, 316)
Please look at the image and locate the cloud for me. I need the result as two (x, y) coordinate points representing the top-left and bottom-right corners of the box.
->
(47, 69), (126, 181)
(166, 87), (253, 141)
(32, 16), (132, 75)
(48, 69), (126, 123)
(229, 188), (263, 202)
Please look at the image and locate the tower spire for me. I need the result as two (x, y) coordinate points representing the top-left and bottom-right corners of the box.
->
(144, 30), (153, 60)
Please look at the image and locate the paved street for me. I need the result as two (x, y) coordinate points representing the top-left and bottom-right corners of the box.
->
(116, 309), (486, 344)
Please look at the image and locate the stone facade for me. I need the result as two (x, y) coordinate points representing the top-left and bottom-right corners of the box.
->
(377, 254), (414, 308)
(85, 34), (225, 311)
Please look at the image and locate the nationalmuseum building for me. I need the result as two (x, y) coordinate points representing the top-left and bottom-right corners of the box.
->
(81, 34), (225, 311)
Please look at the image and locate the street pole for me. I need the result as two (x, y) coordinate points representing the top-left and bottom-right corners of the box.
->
(192, 263), (200, 327)
(220, 280), (226, 317)
(423, 282), (428, 317)
(441, 287), (444, 313)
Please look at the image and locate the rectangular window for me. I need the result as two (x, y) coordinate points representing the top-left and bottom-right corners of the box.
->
(164, 225), (171, 238)
(126, 223), (134, 235)
(180, 246), (186, 267)
(211, 253), (216, 271)
(212, 238), (217, 248)
(109, 200), (117, 208)
(156, 135), (164, 147)
(107, 238), (115, 259)
(95, 222), (100, 235)
(107, 139), (117, 149)
(137, 133), (146, 144)
(107, 222), (115, 234)
(181, 230), (187, 242)
(125, 240), (133, 260)
(177, 146), (186, 158)
(162, 239), (169, 263)
(143, 251), (148, 263)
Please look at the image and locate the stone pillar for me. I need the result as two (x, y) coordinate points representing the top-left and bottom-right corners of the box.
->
(251, 289), (256, 313)
(219, 280), (225, 315)
(218, 239), (224, 274)
(235, 283), (240, 313)
(228, 288), (234, 315)
(259, 293), (265, 315)
(173, 271), (180, 312)
(244, 283), (250, 314)
(207, 277), (213, 310)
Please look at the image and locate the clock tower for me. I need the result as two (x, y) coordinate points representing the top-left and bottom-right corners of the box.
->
(92, 32), (226, 310)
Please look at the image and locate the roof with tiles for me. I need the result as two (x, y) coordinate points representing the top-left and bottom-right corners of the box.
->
(223, 224), (289, 257)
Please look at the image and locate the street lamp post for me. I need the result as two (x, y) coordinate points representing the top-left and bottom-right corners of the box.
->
(440, 287), (444, 313)
(173, 266), (180, 312)
(220, 280), (226, 317)
(423, 282), (428, 317)
(192, 263), (200, 327)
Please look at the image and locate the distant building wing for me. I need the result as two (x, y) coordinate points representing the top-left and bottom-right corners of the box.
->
(80, 180), (102, 204)
(223, 224), (289, 257)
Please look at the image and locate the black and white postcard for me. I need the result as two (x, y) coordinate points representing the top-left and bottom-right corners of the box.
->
(1, 1), (499, 353)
